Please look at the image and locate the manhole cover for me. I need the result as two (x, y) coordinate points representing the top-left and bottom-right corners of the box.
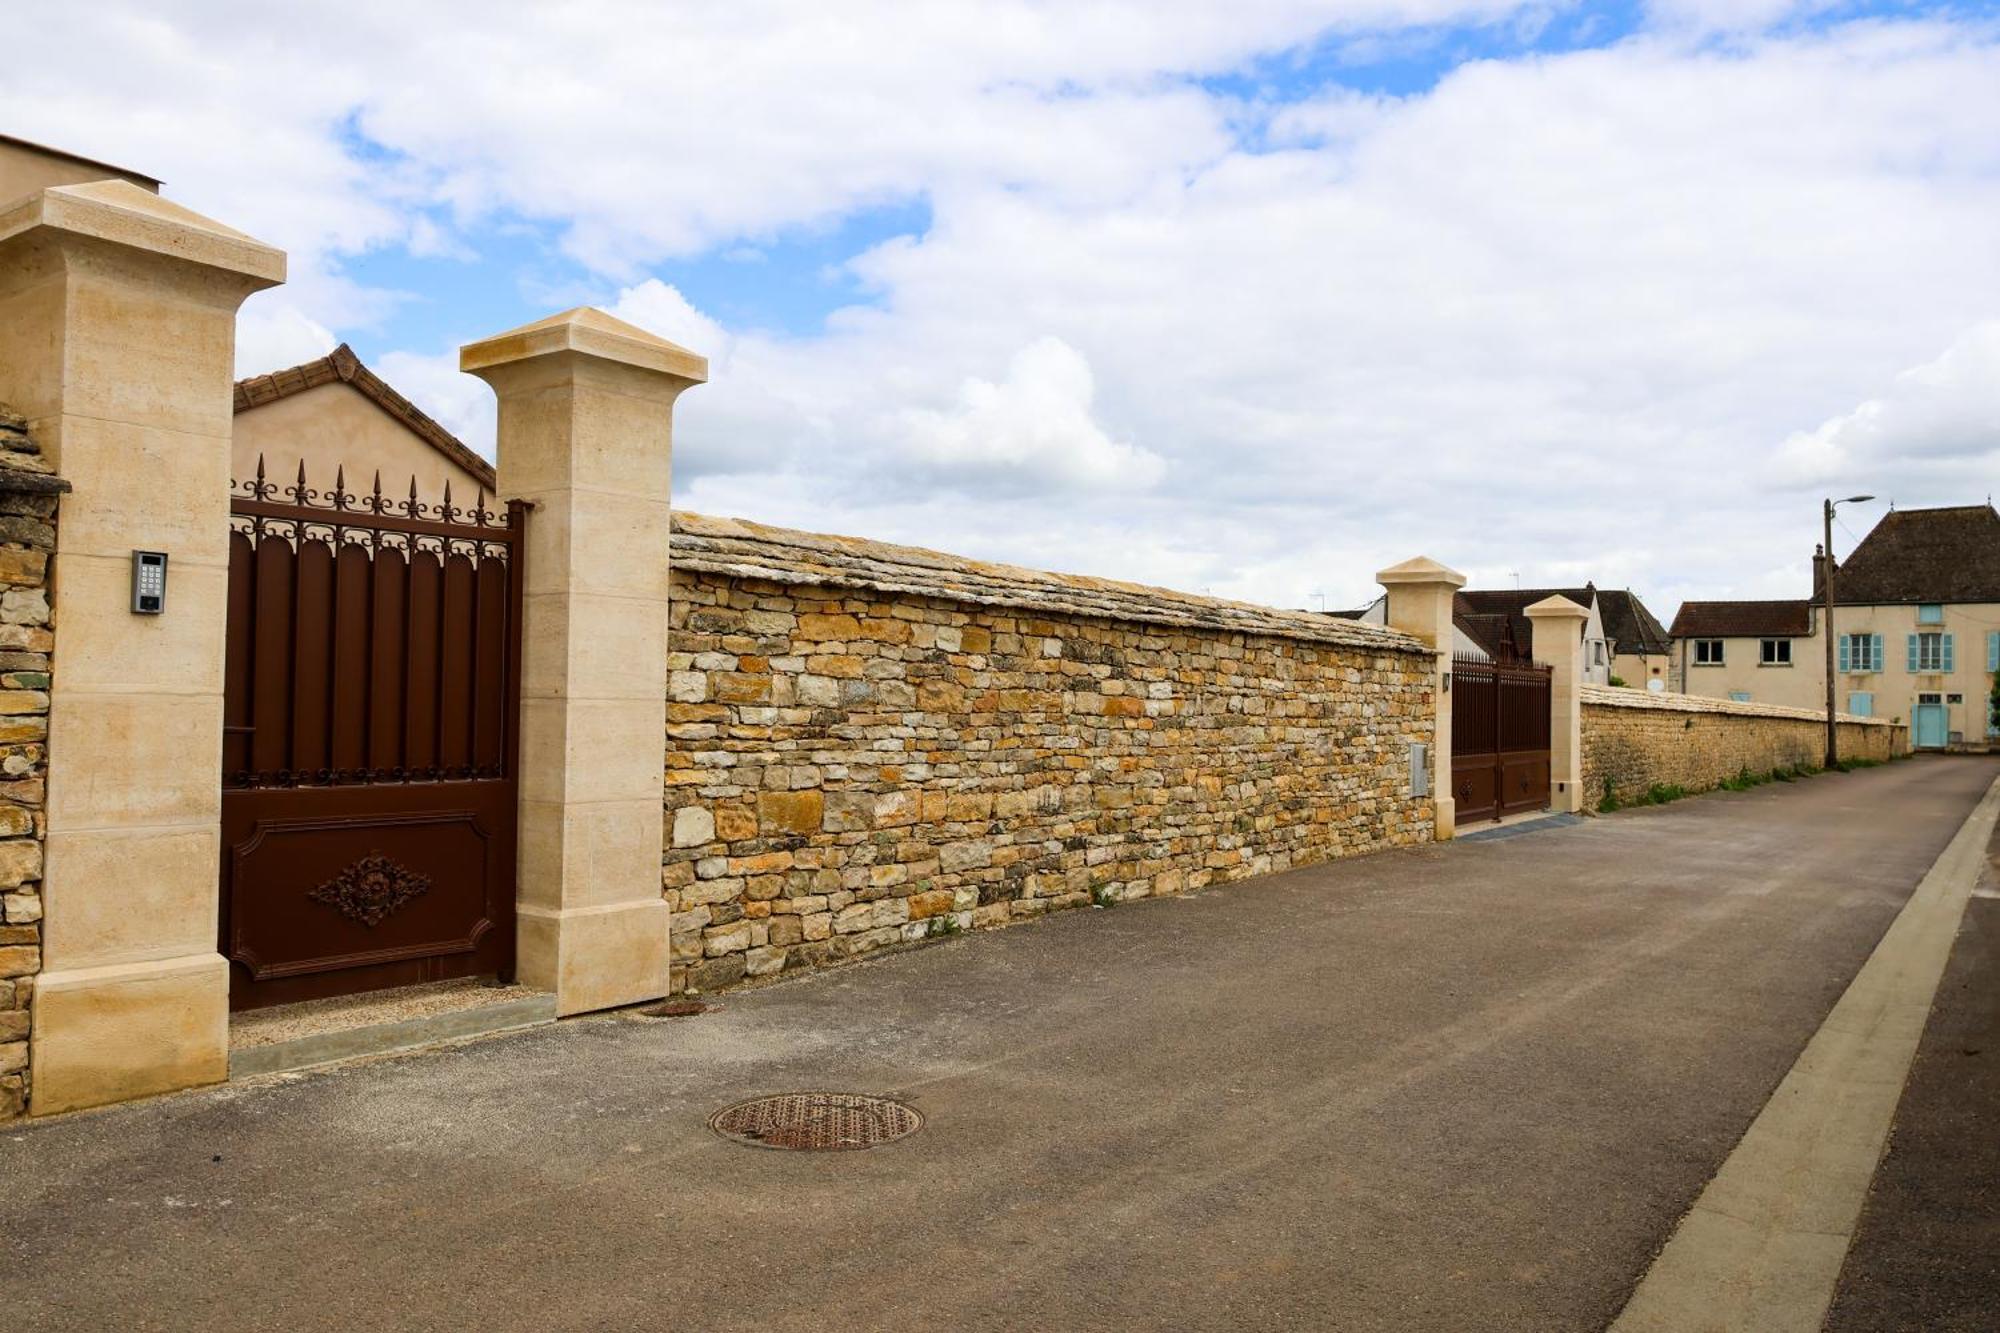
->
(636, 999), (710, 1019)
(708, 1093), (922, 1151)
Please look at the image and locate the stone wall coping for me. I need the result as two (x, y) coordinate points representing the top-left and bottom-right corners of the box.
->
(671, 511), (1431, 655)
(0, 179), (284, 286)
(461, 306), (709, 383)
(1580, 682), (1898, 728)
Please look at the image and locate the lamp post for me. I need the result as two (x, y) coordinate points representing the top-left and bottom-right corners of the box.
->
(1823, 494), (1876, 768)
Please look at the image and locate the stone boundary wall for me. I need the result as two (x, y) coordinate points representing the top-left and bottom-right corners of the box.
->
(1580, 683), (1906, 809)
(0, 408), (65, 1119)
(660, 513), (1437, 993)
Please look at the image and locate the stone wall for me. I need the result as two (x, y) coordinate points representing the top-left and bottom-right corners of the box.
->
(660, 514), (1437, 993)
(0, 408), (65, 1118)
(1580, 684), (1905, 809)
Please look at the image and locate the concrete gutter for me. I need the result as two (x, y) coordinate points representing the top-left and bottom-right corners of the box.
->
(1610, 773), (2000, 1333)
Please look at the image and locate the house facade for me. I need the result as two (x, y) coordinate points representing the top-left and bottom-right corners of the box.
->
(1669, 505), (2000, 748)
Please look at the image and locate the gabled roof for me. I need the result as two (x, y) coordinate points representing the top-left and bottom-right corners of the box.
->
(1595, 589), (1671, 655)
(1668, 599), (1813, 639)
(0, 131), (161, 190)
(1822, 504), (2000, 606)
(234, 344), (496, 492)
(1458, 586), (1595, 658)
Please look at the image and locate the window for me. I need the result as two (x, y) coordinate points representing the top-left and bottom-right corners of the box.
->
(1908, 632), (1953, 672)
(1760, 638), (1792, 666)
(1988, 630), (1999, 671)
(1918, 603), (1944, 624)
(1693, 639), (1724, 665)
(1839, 633), (1883, 673)
(1728, 690), (1752, 703)
(1847, 692), (1873, 717)
(1592, 641), (1605, 667)
(1947, 693), (1964, 705)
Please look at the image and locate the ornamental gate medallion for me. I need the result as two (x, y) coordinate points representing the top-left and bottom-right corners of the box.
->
(219, 460), (524, 1010)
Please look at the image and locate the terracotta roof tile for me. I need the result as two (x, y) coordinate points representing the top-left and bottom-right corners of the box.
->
(1668, 599), (1813, 638)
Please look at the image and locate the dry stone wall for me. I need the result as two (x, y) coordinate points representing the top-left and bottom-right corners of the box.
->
(0, 407), (65, 1119)
(1580, 684), (1905, 808)
(660, 513), (1437, 994)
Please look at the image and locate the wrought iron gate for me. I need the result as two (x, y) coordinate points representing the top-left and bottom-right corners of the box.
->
(220, 463), (525, 1010)
(1450, 654), (1552, 824)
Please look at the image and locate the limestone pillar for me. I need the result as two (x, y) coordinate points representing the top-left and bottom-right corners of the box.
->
(1526, 596), (1590, 814)
(462, 309), (706, 1016)
(1376, 557), (1466, 840)
(0, 182), (283, 1113)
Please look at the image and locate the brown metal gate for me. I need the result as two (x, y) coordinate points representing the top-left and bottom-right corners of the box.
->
(1450, 653), (1551, 824)
(221, 463), (525, 1010)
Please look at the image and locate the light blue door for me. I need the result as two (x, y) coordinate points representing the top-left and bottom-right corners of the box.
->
(1914, 702), (1948, 748)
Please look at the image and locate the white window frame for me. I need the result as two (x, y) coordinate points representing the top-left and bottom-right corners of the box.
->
(1759, 638), (1792, 666)
(1693, 639), (1724, 666)
(1915, 632), (1946, 672)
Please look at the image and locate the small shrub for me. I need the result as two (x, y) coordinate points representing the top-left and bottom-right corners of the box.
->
(1641, 783), (1686, 806)
(1598, 779), (1621, 814)
(1607, 673), (1628, 688)
(1091, 884), (1118, 908)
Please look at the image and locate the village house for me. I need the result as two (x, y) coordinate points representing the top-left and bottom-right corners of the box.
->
(1345, 583), (1670, 687)
(1669, 504), (2000, 749)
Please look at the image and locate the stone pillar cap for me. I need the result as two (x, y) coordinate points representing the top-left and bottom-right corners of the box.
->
(1523, 594), (1590, 619)
(1375, 555), (1466, 588)
(0, 179), (284, 287)
(461, 306), (709, 383)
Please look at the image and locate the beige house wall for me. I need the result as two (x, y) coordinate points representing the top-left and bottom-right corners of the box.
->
(1612, 650), (1668, 692)
(0, 138), (159, 210)
(1676, 602), (2000, 740)
(232, 380), (488, 505)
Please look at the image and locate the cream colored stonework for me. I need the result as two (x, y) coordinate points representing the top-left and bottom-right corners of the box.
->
(1376, 557), (1465, 838)
(1526, 596), (1590, 814)
(464, 308), (706, 1017)
(0, 181), (281, 1114)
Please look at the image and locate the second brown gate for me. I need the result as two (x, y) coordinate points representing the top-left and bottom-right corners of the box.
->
(1450, 653), (1552, 824)
(221, 464), (525, 1010)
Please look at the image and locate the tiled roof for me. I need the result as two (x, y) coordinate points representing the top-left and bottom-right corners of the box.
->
(1823, 504), (2000, 605)
(1595, 589), (1670, 655)
(1668, 599), (1813, 638)
(234, 344), (497, 493)
(1458, 587), (1593, 657)
(670, 512), (1431, 654)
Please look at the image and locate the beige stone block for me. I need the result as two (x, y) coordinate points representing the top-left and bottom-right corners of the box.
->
(46, 553), (228, 694)
(513, 486), (671, 602)
(29, 952), (229, 1115)
(42, 825), (219, 968)
(0, 268), (67, 421)
(517, 697), (666, 805)
(516, 796), (663, 913)
(46, 692), (222, 830)
(520, 591), (668, 701)
(516, 898), (670, 1017)
(37, 414), (230, 562)
(54, 258), (245, 440)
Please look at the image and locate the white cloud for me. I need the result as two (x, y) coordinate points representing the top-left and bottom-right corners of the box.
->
(12, 4), (2000, 623)
(1773, 321), (2000, 495)
(894, 337), (1165, 492)
(234, 300), (337, 378)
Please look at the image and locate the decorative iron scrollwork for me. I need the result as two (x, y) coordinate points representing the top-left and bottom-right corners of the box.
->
(310, 852), (432, 927)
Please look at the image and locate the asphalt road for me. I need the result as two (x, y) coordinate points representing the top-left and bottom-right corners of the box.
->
(6, 756), (1995, 1332)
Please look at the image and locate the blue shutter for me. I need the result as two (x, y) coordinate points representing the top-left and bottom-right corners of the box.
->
(1908, 633), (1919, 672)
(1873, 633), (1883, 673)
(1838, 636), (1850, 673)
(1942, 633), (1954, 672)
(1988, 630), (1998, 671)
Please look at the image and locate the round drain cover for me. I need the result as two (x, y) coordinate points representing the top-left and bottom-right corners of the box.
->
(709, 1093), (922, 1151)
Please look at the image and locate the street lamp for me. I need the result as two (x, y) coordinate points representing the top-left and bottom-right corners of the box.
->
(1823, 494), (1876, 769)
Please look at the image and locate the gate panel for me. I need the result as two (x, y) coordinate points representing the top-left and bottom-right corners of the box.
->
(1450, 653), (1552, 825)
(221, 465), (525, 1011)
